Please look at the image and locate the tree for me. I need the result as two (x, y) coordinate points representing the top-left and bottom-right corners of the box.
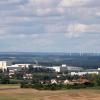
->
(1, 75), (10, 84)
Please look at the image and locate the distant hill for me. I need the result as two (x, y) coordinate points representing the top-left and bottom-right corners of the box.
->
(0, 52), (100, 69)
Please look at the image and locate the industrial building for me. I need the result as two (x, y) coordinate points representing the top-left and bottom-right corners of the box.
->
(47, 64), (83, 73)
(0, 61), (12, 70)
(14, 64), (31, 68)
(46, 66), (60, 72)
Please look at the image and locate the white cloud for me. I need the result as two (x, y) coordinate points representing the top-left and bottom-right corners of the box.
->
(0, 0), (21, 4)
(59, 0), (90, 7)
(0, 26), (9, 39)
(45, 23), (67, 33)
(65, 24), (100, 38)
(67, 24), (88, 33)
(36, 8), (51, 16)
(95, 12), (100, 17)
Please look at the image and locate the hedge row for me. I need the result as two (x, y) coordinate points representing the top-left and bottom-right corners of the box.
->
(20, 83), (94, 90)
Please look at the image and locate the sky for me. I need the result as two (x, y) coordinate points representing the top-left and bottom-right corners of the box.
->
(0, 0), (100, 53)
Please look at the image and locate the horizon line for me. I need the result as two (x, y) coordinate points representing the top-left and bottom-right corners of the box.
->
(0, 52), (100, 54)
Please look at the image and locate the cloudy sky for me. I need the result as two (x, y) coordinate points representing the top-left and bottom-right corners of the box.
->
(0, 0), (100, 53)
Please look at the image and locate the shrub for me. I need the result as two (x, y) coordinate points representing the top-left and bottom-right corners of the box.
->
(20, 81), (98, 90)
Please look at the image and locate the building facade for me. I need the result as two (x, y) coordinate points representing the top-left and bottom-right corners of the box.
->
(0, 61), (12, 70)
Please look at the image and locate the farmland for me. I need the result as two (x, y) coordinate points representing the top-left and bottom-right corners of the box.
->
(0, 85), (100, 100)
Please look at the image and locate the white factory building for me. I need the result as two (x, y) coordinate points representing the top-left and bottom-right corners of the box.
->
(0, 61), (12, 70)
(47, 66), (61, 72)
(14, 64), (31, 68)
(71, 69), (100, 76)
(47, 64), (83, 73)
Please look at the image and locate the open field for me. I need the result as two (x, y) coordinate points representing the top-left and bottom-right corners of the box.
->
(0, 84), (20, 90)
(0, 85), (100, 100)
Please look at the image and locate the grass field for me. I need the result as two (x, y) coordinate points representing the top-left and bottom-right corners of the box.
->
(0, 84), (20, 89)
(0, 85), (100, 100)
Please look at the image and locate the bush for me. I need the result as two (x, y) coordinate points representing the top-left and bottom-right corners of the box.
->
(20, 83), (94, 90)
(9, 79), (23, 84)
(1, 76), (10, 84)
(20, 75), (100, 90)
